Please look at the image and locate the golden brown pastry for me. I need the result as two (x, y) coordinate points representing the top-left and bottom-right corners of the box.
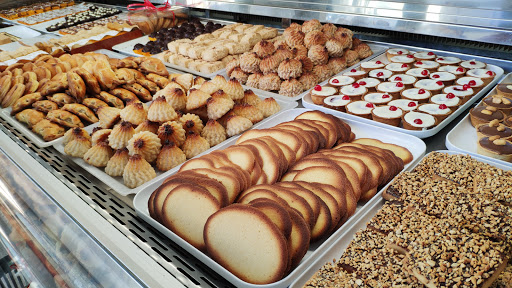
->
(186, 89), (211, 111)
(225, 115), (253, 137)
(226, 58), (240, 78)
(239, 90), (262, 107)
(109, 88), (139, 104)
(97, 91), (124, 109)
(232, 103), (264, 124)
(181, 131), (210, 159)
(325, 39), (344, 58)
(11, 92), (44, 115)
(15, 109), (45, 128)
(230, 68), (249, 85)
(279, 78), (304, 97)
(335, 27), (354, 41)
(136, 77), (159, 95)
(328, 57), (347, 74)
(83, 98), (108, 113)
(278, 59), (303, 80)
(285, 30), (305, 47)
(148, 96), (178, 123)
(210, 75), (227, 92)
(32, 119), (66, 142)
(123, 154), (156, 188)
(259, 73), (282, 91)
(302, 19), (322, 34)
(224, 78), (245, 101)
(304, 30), (327, 48)
(105, 148), (129, 177)
(134, 120), (159, 135)
(246, 73), (262, 90)
(199, 81), (218, 96)
(138, 57), (169, 76)
(253, 40), (276, 58)
(174, 74), (194, 91)
(46, 109), (84, 128)
(292, 45), (308, 59)
(207, 92), (235, 120)
(39, 73), (67, 96)
(146, 73), (170, 89)
(179, 113), (204, 135)
(114, 68), (136, 85)
(344, 49), (360, 66)
(312, 64), (333, 82)
(62, 103), (98, 123)
(156, 142), (186, 171)
(23, 78), (39, 95)
(49, 93), (75, 107)
(193, 76), (206, 87)
(0, 75), (12, 103)
(64, 136), (91, 158)
(299, 72), (319, 90)
(157, 121), (186, 147)
(274, 45), (294, 62)
(165, 87), (188, 112)
(259, 55), (281, 75)
(201, 119), (227, 147)
(67, 71), (86, 103)
(83, 142), (113, 168)
(257, 97), (281, 117)
(91, 128), (112, 146)
(97, 106), (121, 129)
(295, 56), (314, 72)
(33, 100), (58, 113)
(93, 61), (119, 91)
(108, 121), (135, 150)
(354, 43), (373, 59)
(127, 131), (162, 163)
(240, 52), (261, 74)
(123, 83), (152, 102)
(322, 23), (337, 38)
(75, 68), (101, 95)
(62, 127), (90, 146)
(120, 102), (147, 126)
(308, 45), (329, 65)
(2, 83), (25, 108)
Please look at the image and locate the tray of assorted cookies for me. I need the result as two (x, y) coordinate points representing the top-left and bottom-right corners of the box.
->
(292, 150), (512, 288)
(222, 20), (387, 102)
(133, 108), (426, 288)
(302, 45), (504, 138)
(446, 72), (512, 167)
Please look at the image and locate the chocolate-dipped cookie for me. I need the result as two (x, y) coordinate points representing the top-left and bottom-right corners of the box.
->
(476, 120), (512, 140)
(477, 136), (512, 162)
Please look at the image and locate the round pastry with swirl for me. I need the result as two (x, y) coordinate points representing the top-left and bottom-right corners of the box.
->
(105, 148), (129, 177)
(328, 57), (348, 74)
(64, 136), (91, 158)
(123, 154), (156, 188)
(354, 43), (373, 59)
(308, 45), (329, 65)
(322, 23), (337, 38)
(240, 52), (261, 74)
(179, 113), (204, 135)
(182, 131), (210, 159)
(230, 67), (249, 84)
(253, 40), (276, 58)
(148, 96), (178, 123)
(246, 72), (263, 89)
(278, 58), (303, 80)
(296, 56), (314, 72)
(201, 119), (227, 147)
(108, 121), (135, 150)
(83, 142), (114, 167)
(285, 29), (305, 47)
(293, 45), (308, 58)
(279, 78), (304, 97)
(299, 72), (319, 90)
(260, 55), (282, 74)
(302, 19), (322, 34)
(325, 39), (344, 58)
(225, 115), (253, 137)
(156, 142), (186, 171)
(259, 73), (282, 91)
(344, 50), (360, 66)
(335, 27), (354, 41)
(274, 45), (294, 61)
(127, 131), (162, 163)
(304, 30), (327, 48)
(313, 64), (334, 82)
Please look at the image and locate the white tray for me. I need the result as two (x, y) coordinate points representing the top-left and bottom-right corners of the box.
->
(302, 51), (505, 138)
(0, 33), (59, 51)
(446, 72), (512, 168)
(53, 95), (297, 196)
(289, 150), (511, 288)
(132, 107), (426, 288)
(0, 25), (41, 39)
(112, 35), (150, 57)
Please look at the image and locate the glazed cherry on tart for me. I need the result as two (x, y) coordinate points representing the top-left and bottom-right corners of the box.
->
(375, 61), (382, 64)
(469, 80), (476, 86)
(377, 72), (383, 77)
(407, 55), (414, 58)
(401, 64), (408, 68)
(358, 81), (367, 86)
(439, 104), (448, 110)
(487, 71), (494, 76)
(342, 95), (350, 100)
(414, 119), (423, 124)
(416, 61), (423, 65)
(366, 103), (374, 108)
(332, 79), (339, 83)
(314, 85), (322, 91)
(463, 84), (470, 90)
(432, 74), (440, 78)
(436, 81), (443, 86)
(470, 61), (476, 65)
(408, 102), (417, 107)
(421, 70), (429, 76)
(394, 76), (402, 81)
(428, 52), (434, 55)
(351, 69), (356, 73)
(397, 51), (403, 55)
(447, 93), (455, 98)
(456, 67), (464, 72)
(418, 89), (426, 94)
(396, 82), (404, 87)
(352, 83), (360, 88)
(389, 106), (397, 111)
(383, 94), (391, 98)
(437, 58), (444, 61)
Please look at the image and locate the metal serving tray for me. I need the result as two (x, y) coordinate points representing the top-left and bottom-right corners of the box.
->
(289, 150), (511, 288)
(133, 108), (426, 288)
(302, 46), (505, 138)
(446, 72), (512, 168)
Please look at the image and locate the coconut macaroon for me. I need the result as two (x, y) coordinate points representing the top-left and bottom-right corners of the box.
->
(123, 154), (156, 188)
(232, 104), (264, 124)
(181, 131), (211, 159)
(127, 131), (162, 163)
(83, 142), (114, 167)
(62, 127), (90, 146)
(223, 78), (245, 101)
(147, 96), (178, 123)
(156, 142), (186, 171)
(120, 102), (147, 126)
(64, 136), (91, 158)
(108, 121), (136, 150)
(134, 120), (160, 135)
(207, 91), (235, 120)
(201, 119), (227, 147)
(226, 115), (253, 137)
(105, 148), (130, 177)
(157, 121), (186, 147)
(179, 113), (204, 135)
(97, 106), (121, 129)
(257, 98), (280, 117)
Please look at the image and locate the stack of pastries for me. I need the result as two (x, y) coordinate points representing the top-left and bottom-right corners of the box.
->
(148, 110), (412, 284)
(311, 48), (495, 130)
(227, 19), (373, 97)
(61, 74), (281, 188)
(159, 22), (279, 74)
(0, 52), (169, 141)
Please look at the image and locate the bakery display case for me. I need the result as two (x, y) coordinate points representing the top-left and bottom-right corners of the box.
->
(0, 0), (511, 287)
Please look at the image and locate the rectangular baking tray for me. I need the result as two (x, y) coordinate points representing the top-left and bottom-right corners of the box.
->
(302, 49), (505, 138)
(445, 72), (512, 168)
(53, 94), (297, 196)
(0, 25), (41, 39)
(132, 107), (426, 288)
(289, 150), (511, 288)
(0, 33), (58, 51)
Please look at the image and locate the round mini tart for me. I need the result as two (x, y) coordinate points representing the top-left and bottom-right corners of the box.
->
(389, 99), (419, 112)
(414, 51), (436, 60)
(346, 101), (375, 119)
(435, 56), (461, 66)
(497, 84), (512, 98)
(328, 75), (355, 87)
(323, 95), (351, 112)
(385, 63), (410, 74)
(310, 85), (337, 105)
(406, 68), (430, 79)
(368, 69), (392, 81)
(443, 85), (474, 104)
(390, 54), (415, 64)
(342, 69), (367, 81)
(364, 92), (393, 105)
(402, 111), (437, 130)
(414, 79), (445, 94)
(401, 88), (431, 103)
(413, 60), (440, 72)
(360, 60), (386, 72)
(356, 77), (381, 92)
(371, 105), (403, 127)
(417, 103), (452, 123)
(469, 106), (505, 127)
(437, 65), (466, 78)
(466, 68), (496, 85)
(376, 82), (405, 98)
(476, 120), (512, 141)
(389, 74), (417, 88)
(430, 93), (461, 108)
(482, 95), (512, 115)
(339, 83), (368, 101)
(456, 76), (484, 93)
(429, 71), (456, 85)
(461, 59), (486, 70)
(386, 48), (410, 61)
(477, 136), (512, 162)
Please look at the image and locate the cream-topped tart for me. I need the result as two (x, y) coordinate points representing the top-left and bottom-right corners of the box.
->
(456, 76), (484, 93)
(377, 82), (405, 97)
(461, 60), (486, 70)
(364, 92), (393, 105)
(310, 85), (337, 105)
(356, 77), (381, 92)
(414, 79), (445, 93)
(328, 75), (355, 87)
(418, 103), (452, 122)
(372, 105), (403, 126)
(402, 111), (437, 130)
(390, 54), (416, 64)
(389, 74), (417, 88)
(430, 93), (461, 108)
(435, 56), (461, 66)
(466, 68), (495, 85)
(443, 85), (474, 103)
(429, 71), (456, 85)
(401, 88), (431, 103)
(342, 68), (367, 80)
(386, 48), (410, 61)
(339, 82), (368, 101)
(414, 51), (436, 60)
(360, 60), (386, 72)
(323, 95), (351, 111)
(406, 68), (430, 79)
(346, 100), (375, 119)
(368, 69), (392, 81)
(389, 99), (418, 112)
(437, 65), (466, 78)
(385, 63), (410, 74)
(413, 60), (440, 72)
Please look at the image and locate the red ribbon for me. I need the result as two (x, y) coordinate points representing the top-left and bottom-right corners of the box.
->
(127, 0), (171, 11)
